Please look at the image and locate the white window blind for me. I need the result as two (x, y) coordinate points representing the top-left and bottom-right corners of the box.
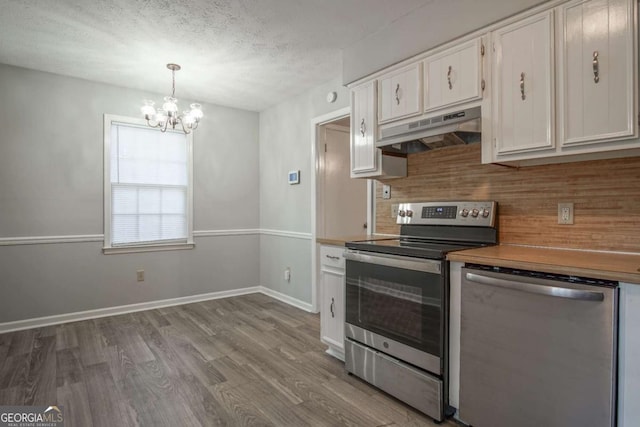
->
(109, 122), (189, 246)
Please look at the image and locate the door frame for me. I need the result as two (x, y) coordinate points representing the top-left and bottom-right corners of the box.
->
(310, 107), (374, 313)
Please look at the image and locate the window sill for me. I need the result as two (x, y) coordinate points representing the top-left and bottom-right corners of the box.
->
(103, 242), (195, 255)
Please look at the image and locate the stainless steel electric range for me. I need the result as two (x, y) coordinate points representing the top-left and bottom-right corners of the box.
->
(344, 201), (498, 423)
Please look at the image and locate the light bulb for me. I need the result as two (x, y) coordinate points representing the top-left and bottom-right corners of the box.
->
(182, 111), (196, 126)
(189, 103), (204, 119)
(141, 100), (156, 118)
(162, 96), (178, 113)
(155, 110), (168, 124)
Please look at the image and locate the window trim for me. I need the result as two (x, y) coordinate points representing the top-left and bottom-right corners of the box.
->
(103, 114), (194, 254)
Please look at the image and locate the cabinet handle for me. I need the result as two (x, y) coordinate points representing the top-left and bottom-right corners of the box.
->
(360, 118), (366, 137)
(325, 255), (340, 260)
(520, 72), (526, 101)
(593, 51), (600, 83)
(330, 297), (335, 318)
(395, 83), (400, 105)
(447, 65), (453, 90)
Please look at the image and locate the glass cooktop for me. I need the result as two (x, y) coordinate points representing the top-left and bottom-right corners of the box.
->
(346, 237), (490, 260)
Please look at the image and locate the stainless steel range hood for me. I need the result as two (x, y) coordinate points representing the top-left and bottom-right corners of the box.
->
(376, 106), (481, 154)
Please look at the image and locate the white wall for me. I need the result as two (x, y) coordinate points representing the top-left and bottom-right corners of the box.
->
(0, 64), (260, 323)
(342, 0), (549, 84)
(259, 77), (349, 304)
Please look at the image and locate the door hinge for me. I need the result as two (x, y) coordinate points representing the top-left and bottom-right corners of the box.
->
(481, 79), (486, 91)
(481, 43), (485, 56)
(493, 42), (496, 52)
(324, 143), (327, 153)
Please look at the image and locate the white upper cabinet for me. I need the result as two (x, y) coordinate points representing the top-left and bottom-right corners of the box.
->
(559, 0), (637, 147)
(350, 81), (407, 179)
(378, 63), (422, 123)
(424, 38), (484, 112)
(492, 10), (555, 156)
(351, 82), (377, 175)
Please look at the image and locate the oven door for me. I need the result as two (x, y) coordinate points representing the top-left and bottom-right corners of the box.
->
(344, 250), (445, 374)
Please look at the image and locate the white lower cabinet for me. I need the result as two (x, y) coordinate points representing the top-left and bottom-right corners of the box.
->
(319, 245), (345, 360)
(619, 282), (640, 427)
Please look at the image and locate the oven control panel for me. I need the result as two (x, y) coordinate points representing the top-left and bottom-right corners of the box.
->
(396, 201), (497, 226)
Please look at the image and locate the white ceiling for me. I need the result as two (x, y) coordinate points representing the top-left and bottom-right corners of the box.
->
(0, 0), (433, 112)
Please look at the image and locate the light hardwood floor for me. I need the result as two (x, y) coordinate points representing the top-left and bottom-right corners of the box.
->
(0, 293), (455, 426)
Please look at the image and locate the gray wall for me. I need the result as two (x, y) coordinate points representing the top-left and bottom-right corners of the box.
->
(259, 77), (349, 304)
(0, 64), (260, 323)
(342, 0), (549, 84)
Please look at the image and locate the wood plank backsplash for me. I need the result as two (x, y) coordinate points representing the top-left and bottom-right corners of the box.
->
(375, 144), (640, 253)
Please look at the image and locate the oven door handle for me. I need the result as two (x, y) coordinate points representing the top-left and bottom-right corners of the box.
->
(345, 250), (441, 274)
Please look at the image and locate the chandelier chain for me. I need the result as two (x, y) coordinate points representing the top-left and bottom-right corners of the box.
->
(172, 68), (176, 98)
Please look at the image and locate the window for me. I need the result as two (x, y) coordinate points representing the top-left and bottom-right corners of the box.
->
(103, 115), (193, 253)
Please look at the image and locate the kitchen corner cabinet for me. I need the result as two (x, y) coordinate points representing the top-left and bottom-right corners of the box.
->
(350, 82), (407, 179)
(619, 282), (640, 427)
(424, 38), (484, 113)
(319, 245), (345, 360)
(492, 10), (555, 157)
(558, 0), (637, 147)
(378, 63), (422, 124)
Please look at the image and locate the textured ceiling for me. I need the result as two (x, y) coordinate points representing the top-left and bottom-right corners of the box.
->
(0, 0), (433, 111)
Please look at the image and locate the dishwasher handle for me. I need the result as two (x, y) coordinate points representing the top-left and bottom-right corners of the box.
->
(465, 272), (605, 302)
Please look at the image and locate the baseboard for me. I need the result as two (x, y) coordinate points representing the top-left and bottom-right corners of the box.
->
(325, 347), (345, 361)
(0, 287), (262, 333)
(258, 287), (314, 312)
(0, 286), (314, 333)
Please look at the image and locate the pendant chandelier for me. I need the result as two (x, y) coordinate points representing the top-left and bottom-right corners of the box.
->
(141, 63), (203, 134)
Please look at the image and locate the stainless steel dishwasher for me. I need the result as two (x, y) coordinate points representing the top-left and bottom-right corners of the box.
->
(459, 265), (618, 427)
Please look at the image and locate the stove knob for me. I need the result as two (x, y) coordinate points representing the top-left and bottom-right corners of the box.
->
(398, 210), (406, 217)
(471, 208), (480, 218)
(460, 209), (469, 217)
(482, 208), (490, 218)
(406, 210), (413, 218)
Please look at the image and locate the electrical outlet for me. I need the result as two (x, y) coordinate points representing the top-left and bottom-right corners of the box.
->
(284, 267), (291, 282)
(391, 203), (399, 218)
(558, 203), (574, 225)
(382, 185), (391, 199)
(136, 269), (145, 282)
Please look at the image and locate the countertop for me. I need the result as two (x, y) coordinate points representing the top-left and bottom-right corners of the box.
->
(447, 245), (640, 284)
(316, 234), (398, 247)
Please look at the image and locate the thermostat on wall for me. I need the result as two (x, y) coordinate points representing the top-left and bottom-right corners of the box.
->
(288, 170), (300, 185)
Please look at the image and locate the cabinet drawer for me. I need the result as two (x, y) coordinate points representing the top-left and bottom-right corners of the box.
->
(320, 245), (345, 270)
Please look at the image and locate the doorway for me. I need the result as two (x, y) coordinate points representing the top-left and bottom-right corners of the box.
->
(316, 116), (367, 239)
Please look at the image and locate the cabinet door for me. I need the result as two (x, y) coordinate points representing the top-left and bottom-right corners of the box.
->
(424, 38), (483, 112)
(493, 11), (555, 156)
(378, 63), (422, 123)
(351, 82), (377, 174)
(560, 0), (636, 147)
(320, 268), (345, 353)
